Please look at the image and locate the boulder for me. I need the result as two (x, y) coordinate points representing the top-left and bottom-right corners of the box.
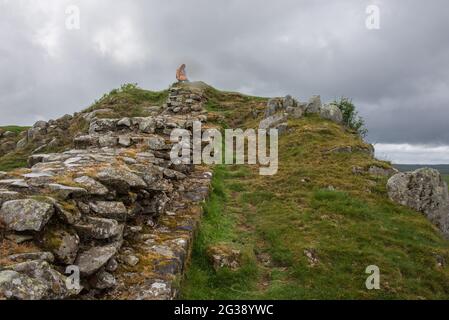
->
(48, 184), (88, 199)
(41, 226), (80, 264)
(121, 254), (140, 267)
(0, 270), (48, 300)
(89, 201), (128, 221)
(207, 245), (241, 271)
(305, 95), (322, 114)
(0, 199), (54, 232)
(132, 117), (156, 133)
(265, 98), (282, 117)
(286, 105), (304, 119)
(0, 190), (20, 206)
(387, 168), (449, 237)
(148, 136), (166, 150)
(320, 104), (343, 124)
(16, 137), (28, 149)
(89, 270), (116, 290)
(1, 260), (81, 299)
(74, 135), (99, 148)
(54, 201), (82, 225)
(8, 252), (55, 263)
(117, 117), (131, 127)
(89, 119), (117, 134)
(75, 245), (117, 276)
(118, 135), (132, 147)
(99, 135), (118, 148)
(73, 176), (109, 196)
(75, 216), (124, 240)
(96, 167), (147, 193)
(259, 113), (289, 131)
(33, 120), (48, 129)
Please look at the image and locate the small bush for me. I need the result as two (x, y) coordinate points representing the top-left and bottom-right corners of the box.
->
(333, 97), (368, 138)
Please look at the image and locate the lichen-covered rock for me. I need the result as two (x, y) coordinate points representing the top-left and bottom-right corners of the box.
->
(387, 168), (449, 237)
(54, 201), (82, 225)
(41, 226), (80, 265)
(75, 216), (124, 240)
(117, 117), (131, 127)
(96, 167), (147, 193)
(0, 270), (48, 300)
(89, 201), (128, 221)
(265, 98), (282, 117)
(48, 184), (88, 200)
(320, 104), (343, 124)
(74, 135), (99, 148)
(305, 95), (322, 114)
(8, 252), (55, 263)
(89, 270), (116, 290)
(73, 176), (109, 196)
(207, 245), (241, 271)
(16, 137), (28, 149)
(75, 245), (117, 276)
(89, 119), (117, 134)
(2, 260), (81, 299)
(0, 199), (54, 232)
(99, 135), (118, 148)
(259, 113), (289, 131)
(127, 279), (174, 300)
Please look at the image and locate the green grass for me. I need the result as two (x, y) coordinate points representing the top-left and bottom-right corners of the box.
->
(83, 83), (168, 118)
(443, 175), (449, 186)
(181, 166), (261, 299)
(0, 126), (30, 134)
(181, 112), (449, 299)
(0, 151), (28, 172)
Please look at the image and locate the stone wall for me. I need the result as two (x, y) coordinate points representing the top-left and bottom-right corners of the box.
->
(164, 85), (206, 114)
(0, 87), (211, 300)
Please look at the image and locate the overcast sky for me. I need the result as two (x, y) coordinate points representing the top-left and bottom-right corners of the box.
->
(1, 0), (448, 163)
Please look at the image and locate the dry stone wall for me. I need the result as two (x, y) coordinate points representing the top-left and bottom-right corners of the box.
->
(0, 85), (211, 300)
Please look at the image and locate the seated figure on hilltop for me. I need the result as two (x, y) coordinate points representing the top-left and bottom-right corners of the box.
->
(176, 64), (189, 82)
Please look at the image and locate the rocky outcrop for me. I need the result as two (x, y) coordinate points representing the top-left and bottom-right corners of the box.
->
(320, 104), (343, 124)
(0, 199), (54, 232)
(305, 95), (322, 114)
(387, 168), (449, 237)
(0, 84), (212, 300)
(259, 94), (345, 134)
(207, 245), (241, 271)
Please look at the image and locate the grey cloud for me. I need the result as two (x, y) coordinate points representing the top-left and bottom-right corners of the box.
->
(1, 0), (449, 152)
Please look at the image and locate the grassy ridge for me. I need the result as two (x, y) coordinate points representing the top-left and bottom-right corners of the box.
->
(0, 84), (168, 173)
(0, 126), (30, 134)
(181, 94), (449, 299)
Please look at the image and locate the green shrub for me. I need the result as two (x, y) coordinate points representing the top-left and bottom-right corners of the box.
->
(333, 97), (368, 138)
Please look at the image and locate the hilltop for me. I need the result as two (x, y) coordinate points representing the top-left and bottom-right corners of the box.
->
(1, 82), (449, 300)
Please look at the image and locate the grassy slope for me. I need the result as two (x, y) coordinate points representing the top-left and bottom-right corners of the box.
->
(181, 91), (449, 299)
(0, 85), (168, 172)
(0, 126), (30, 171)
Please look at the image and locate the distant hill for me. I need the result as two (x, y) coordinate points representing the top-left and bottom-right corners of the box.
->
(394, 164), (449, 174)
